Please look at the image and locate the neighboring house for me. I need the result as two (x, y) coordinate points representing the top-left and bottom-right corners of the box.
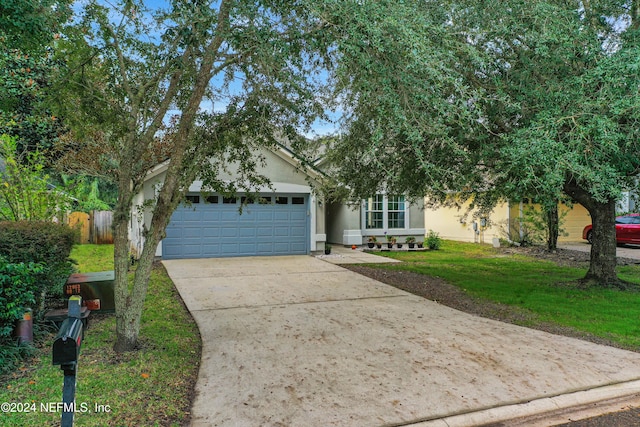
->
(618, 189), (638, 213)
(130, 143), (427, 259)
(424, 198), (591, 244)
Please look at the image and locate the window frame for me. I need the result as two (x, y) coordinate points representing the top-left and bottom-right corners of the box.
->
(363, 194), (408, 231)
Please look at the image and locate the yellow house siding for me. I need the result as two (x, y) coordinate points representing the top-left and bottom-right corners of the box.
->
(425, 200), (509, 244)
(559, 202), (590, 242)
(426, 198), (591, 244)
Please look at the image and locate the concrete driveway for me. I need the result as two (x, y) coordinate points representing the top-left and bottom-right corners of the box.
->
(559, 242), (640, 260)
(163, 256), (640, 427)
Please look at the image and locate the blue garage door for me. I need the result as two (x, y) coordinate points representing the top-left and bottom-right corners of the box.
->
(163, 193), (310, 259)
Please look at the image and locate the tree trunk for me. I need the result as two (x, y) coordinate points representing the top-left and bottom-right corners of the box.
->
(113, 231), (160, 352)
(563, 180), (620, 287)
(545, 202), (559, 251)
(583, 199), (619, 285)
(112, 178), (144, 352)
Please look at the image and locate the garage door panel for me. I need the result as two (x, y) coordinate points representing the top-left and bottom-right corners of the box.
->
(274, 228), (289, 237)
(183, 227), (204, 238)
(174, 243), (202, 256)
(273, 211), (292, 221)
(273, 242), (290, 252)
(290, 226), (306, 237)
(290, 211), (306, 221)
(238, 242), (257, 253)
(256, 242), (273, 253)
(165, 228), (182, 238)
(181, 210), (203, 221)
(202, 243), (221, 253)
(221, 228), (238, 238)
(202, 228), (221, 238)
(163, 193), (309, 259)
(221, 210), (241, 220)
(257, 227), (273, 237)
(257, 211), (274, 221)
(238, 227), (256, 238)
(290, 241), (307, 252)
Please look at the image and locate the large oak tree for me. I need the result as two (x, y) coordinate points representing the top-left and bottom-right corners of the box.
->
(325, 0), (640, 287)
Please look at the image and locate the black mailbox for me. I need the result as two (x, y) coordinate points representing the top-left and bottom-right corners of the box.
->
(52, 295), (83, 367)
(52, 318), (83, 366)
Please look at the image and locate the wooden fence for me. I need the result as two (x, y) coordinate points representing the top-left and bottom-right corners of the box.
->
(67, 211), (113, 244)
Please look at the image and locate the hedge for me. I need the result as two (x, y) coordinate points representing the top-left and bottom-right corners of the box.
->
(0, 221), (77, 304)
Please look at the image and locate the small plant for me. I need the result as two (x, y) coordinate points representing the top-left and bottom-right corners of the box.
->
(425, 229), (442, 250)
(405, 236), (416, 244)
(324, 243), (332, 254)
(385, 234), (395, 248)
(366, 236), (377, 248)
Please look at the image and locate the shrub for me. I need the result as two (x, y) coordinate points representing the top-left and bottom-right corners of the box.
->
(425, 229), (442, 250)
(0, 221), (76, 306)
(0, 257), (43, 338)
(0, 257), (43, 376)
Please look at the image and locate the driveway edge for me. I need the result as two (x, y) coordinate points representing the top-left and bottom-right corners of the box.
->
(409, 380), (640, 427)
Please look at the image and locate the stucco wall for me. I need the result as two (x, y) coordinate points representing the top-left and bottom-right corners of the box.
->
(425, 198), (592, 245)
(213, 148), (310, 187)
(425, 200), (510, 244)
(326, 201), (360, 244)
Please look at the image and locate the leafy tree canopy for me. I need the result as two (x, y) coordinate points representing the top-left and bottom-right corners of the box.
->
(324, 0), (640, 286)
(0, 0), (72, 156)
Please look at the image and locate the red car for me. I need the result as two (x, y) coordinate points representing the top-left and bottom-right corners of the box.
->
(583, 214), (640, 245)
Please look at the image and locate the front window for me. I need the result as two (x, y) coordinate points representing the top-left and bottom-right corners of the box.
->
(387, 196), (406, 228)
(365, 195), (384, 229)
(365, 194), (406, 229)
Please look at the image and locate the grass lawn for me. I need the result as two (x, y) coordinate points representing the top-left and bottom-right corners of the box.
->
(0, 245), (201, 426)
(374, 240), (640, 350)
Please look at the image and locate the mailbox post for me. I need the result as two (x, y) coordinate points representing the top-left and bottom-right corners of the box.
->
(52, 295), (84, 427)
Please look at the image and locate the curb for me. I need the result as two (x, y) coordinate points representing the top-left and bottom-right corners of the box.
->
(406, 380), (640, 427)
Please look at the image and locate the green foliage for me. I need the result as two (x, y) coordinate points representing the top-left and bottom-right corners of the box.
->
(425, 230), (442, 250)
(0, 135), (73, 221)
(70, 244), (114, 272)
(514, 204), (569, 247)
(0, 220), (76, 302)
(0, 0), (71, 52)
(0, 256), (43, 376)
(58, 175), (113, 212)
(0, 257), (43, 338)
(0, 49), (67, 155)
(0, 0), (72, 157)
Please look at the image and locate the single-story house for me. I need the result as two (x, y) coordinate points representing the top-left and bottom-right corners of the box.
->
(129, 145), (426, 259)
